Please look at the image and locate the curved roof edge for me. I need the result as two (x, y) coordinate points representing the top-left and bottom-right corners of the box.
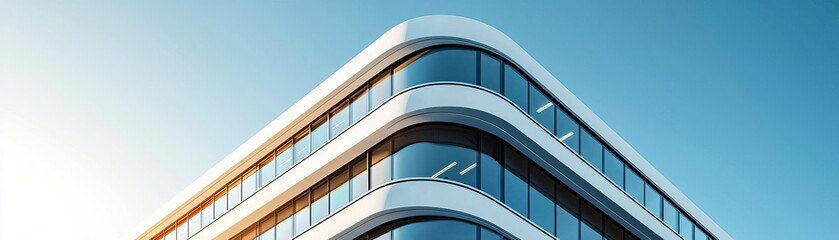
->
(131, 15), (731, 240)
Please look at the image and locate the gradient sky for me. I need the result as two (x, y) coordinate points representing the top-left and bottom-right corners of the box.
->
(1, 1), (837, 239)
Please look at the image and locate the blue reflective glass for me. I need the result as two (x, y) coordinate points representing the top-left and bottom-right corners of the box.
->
(310, 183), (329, 224)
(370, 70), (391, 109)
(260, 159), (276, 188)
(504, 149), (529, 216)
(275, 206), (293, 240)
(645, 185), (663, 218)
(350, 157), (368, 199)
(310, 118), (329, 152)
(275, 145), (293, 175)
(370, 141), (392, 189)
(625, 168), (645, 203)
(176, 223), (187, 240)
(164, 231), (175, 240)
(663, 199), (679, 231)
(679, 213), (694, 238)
(605, 219), (624, 240)
(391, 219), (478, 240)
(330, 103), (350, 138)
(503, 64), (529, 111)
(604, 149), (624, 188)
(695, 228), (709, 240)
(529, 85), (556, 133)
(581, 220), (603, 240)
(392, 49), (477, 93)
(480, 227), (503, 240)
(392, 126), (478, 187)
(580, 128), (604, 171)
(529, 167), (555, 234)
(259, 227), (274, 240)
(293, 133), (310, 164)
(480, 134), (503, 200)
(556, 204), (580, 240)
(555, 108), (581, 152)
(329, 169), (350, 213)
(480, 53), (502, 93)
(350, 88), (370, 124)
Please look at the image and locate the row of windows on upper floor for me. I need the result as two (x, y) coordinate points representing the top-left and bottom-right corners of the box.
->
(231, 124), (639, 240)
(355, 217), (506, 240)
(152, 46), (712, 240)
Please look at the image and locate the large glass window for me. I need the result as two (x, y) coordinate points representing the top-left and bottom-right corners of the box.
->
(604, 149), (624, 188)
(188, 212), (200, 237)
(504, 146), (529, 216)
(479, 134), (503, 200)
(330, 102), (350, 138)
(392, 125), (478, 187)
(529, 167), (555, 234)
(258, 215), (275, 240)
(555, 108), (580, 152)
(503, 64), (529, 111)
(679, 212), (694, 239)
(227, 180), (242, 208)
(695, 228), (709, 240)
(580, 202), (603, 240)
(276, 205), (293, 240)
(391, 218), (478, 240)
(259, 157), (276, 188)
(310, 116), (329, 152)
(329, 168), (350, 213)
(275, 143), (293, 175)
(625, 168), (645, 203)
(529, 86), (556, 133)
(392, 49), (477, 93)
(663, 199), (679, 231)
(293, 193), (310, 234)
(176, 222), (187, 240)
(350, 88), (370, 124)
(350, 156), (368, 199)
(370, 70), (392, 108)
(556, 203), (580, 240)
(605, 218), (624, 240)
(580, 128), (604, 171)
(370, 140), (392, 189)
(293, 131), (310, 164)
(310, 181), (329, 223)
(242, 169), (258, 199)
(645, 184), (663, 218)
(480, 53), (502, 93)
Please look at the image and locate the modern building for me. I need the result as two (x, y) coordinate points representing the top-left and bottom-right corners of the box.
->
(133, 15), (731, 240)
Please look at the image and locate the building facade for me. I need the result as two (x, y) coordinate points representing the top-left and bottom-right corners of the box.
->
(133, 15), (731, 240)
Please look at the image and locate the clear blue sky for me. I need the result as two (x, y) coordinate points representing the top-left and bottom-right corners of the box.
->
(1, 1), (836, 239)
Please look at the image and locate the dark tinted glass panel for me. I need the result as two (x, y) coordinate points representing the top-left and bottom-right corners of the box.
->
(350, 156), (368, 199)
(276, 205), (293, 240)
(625, 169), (645, 204)
(329, 168), (350, 213)
(695, 228), (709, 240)
(503, 65), (529, 111)
(350, 88), (370, 124)
(604, 149), (624, 188)
(392, 125), (478, 187)
(293, 193), (310, 234)
(370, 140), (392, 188)
(581, 221), (603, 240)
(293, 132), (310, 164)
(370, 70), (392, 108)
(663, 199), (679, 231)
(479, 134), (503, 200)
(556, 204), (580, 240)
(391, 219), (477, 240)
(605, 218), (624, 240)
(392, 49), (477, 93)
(480, 53), (502, 93)
(480, 227), (503, 240)
(310, 117), (329, 151)
(581, 202), (603, 231)
(504, 147), (529, 216)
(529, 85), (556, 133)
(330, 102), (350, 138)
(311, 182), (329, 223)
(580, 128), (604, 171)
(276, 143), (293, 175)
(556, 184), (580, 214)
(529, 167), (555, 234)
(645, 185), (662, 218)
(555, 108), (580, 152)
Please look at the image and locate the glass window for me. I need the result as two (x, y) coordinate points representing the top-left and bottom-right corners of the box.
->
(503, 64), (529, 111)
(556, 204), (580, 240)
(176, 222), (187, 240)
(310, 181), (329, 224)
(214, 191), (227, 219)
(242, 169), (258, 198)
(350, 156), (368, 199)
(293, 130), (310, 164)
(201, 202), (213, 228)
(392, 125), (478, 187)
(605, 218), (624, 240)
(259, 157), (276, 188)
(164, 229), (175, 240)
(275, 143), (293, 175)
(370, 140), (392, 189)
(556, 184), (580, 214)
(259, 227), (274, 240)
(625, 168), (645, 203)
(580, 128), (604, 171)
(330, 101), (350, 138)
(480, 53), (502, 93)
(529, 167), (555, 234)
(604, 149), (624, 188)
(555, 108), (580, 152)
(529, 86), (556, 133)
(391, 219), (478, 240)
(228, 180), (242, 208)
(663, 199), (679, 231)
(480, 227), (503, 240)
(258, 215), (275, 240)
(679, 213), (694, 239)
(329, 168), (350, 213)
(645, 185), (663, 218)
(310, 116), (329, 152)
(581, 221), (603, 240)
(276, 205), (294, 240)
(695, 228), (709, 240)
(504, 147), (529, 216)
(580, 202), (603, 233)
(188, 212), (201, 237)
(240, 225), (257, 240)
(479, 134), (503, 200)
(293, 193), (310, 234)
(392, 49), (477, 93)
(370, 70), (392, 108)
(350, 87), (370, 124)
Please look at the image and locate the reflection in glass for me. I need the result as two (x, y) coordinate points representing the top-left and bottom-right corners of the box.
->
(503, 64), (529, 111)
(350, 157), (368, 199)
(214, 193), (227, 219)
(276, 143), (293, 175)
(188, 213), (200, 237)
(530, 167), (555, 234)
(330, 102), (350, 138)
(242, 171), (257, 199)
(350, 88), (370, 124)
(679, 213), (694, 239)
(604, 149), (624, 188)
(556, 108), (581, 152)
(625, 168), (645, 204)
(370, 70), (391, 108)
(201, 204), (213, 228)
(329, 168), (350, 213)
(293, 193), (310, 235)
(480, 53), (503, 93)
(392, 125), (478, 187)
(504, 147), (529, 216)
(310, 182), (329, 223)
(580, 128), (604, 171)
(176, 222), (187, 240)
(293, 132), (310, 164)
(391, 219), (478, 240)
(479, 134), (503, 200)
(556, 204), (580, 240)
(529, 85), (556, 133)
(311, 117), (329, 152)
(663, 199), (679, 231)
(645, 185), (663, 218)
(259, 158), (276, 188)
(393, 49), (477, 93)
(370, 140), (392, 189)
(581, 220), (602, 240)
